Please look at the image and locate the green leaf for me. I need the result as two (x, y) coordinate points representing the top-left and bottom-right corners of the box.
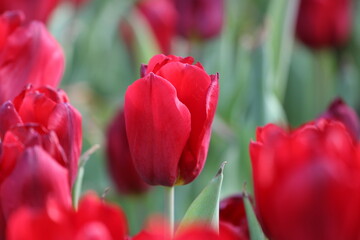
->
(244, 195), (267, 240)
(72, 144), (100, 209)
(264, 0), (300, 101)
(176, 162), (226, 233)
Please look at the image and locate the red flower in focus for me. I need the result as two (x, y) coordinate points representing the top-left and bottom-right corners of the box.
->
(219, 194), (249, 240)
(0, 86), (82, 186)
(0, 11), (64, 104)
(319, 98), (360, 141)
(296, 0), (352, 49)
(125, 54), (219, 186)
(0, 0), (60, 23)
(174, 0), (224, 40)
(7, 193), (128, 240)
(250, 120), (360, 240)
(106, 108), (150, 195)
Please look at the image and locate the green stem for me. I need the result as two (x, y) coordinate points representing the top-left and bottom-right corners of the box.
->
(164, 186), (175, 238)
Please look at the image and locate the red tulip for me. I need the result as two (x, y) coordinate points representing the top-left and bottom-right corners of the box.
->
(137, 0), (177, 54)
(296, 0), (352, 49)
(125, 54), (219, 186)
(250, 120), (360, 240)
(106, 108), (150, 195)
(219, 194), (249, 240)
(133, 219), (236, 240)
(0, 11), (64, 104)
(174, 0), (224, 40)
(7, 193), (128, 240)
(319, 98), (360, 141)
(0, 0), (60, 23)
(0, 146), (71, 224)
(0, 85), (82, 186)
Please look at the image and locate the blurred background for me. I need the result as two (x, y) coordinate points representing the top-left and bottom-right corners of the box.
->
(10, 0), (359, 234)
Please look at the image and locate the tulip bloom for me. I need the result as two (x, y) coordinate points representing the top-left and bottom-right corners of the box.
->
(174, 0), (224, 40)
(106, 109), (150, 195)
(250, 120), (360, 240)
(125, 54), (219, 186)
(7, 193), (128, 240)
(0, 11), (64, 104)
(296, 0), (352, 49)
(220, 195), (249, 240)
(0, 86), (82, 185)
(0, 0), (60, 23)
(319, 98), (360, 141)
(0, 146), (71, 225)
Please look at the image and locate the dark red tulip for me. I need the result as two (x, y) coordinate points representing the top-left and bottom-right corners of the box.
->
(120, 0), (177, 54)
(0, 146), (71, 223)
(137, 0), (177, 54)
(0, 86), (82, 186)
(250, 120), (360, 240)
(0, 0), (60, 23)
(106, 108), (150, 195)
(7, 193), (128, 240)
(0, 11), (64, 104)
(319, 98), (360, 141)
(174, 0), (224, 40)
(125, 54), (219, 186)
(219, 194), (249, 240)
(296, 0), (352, 49)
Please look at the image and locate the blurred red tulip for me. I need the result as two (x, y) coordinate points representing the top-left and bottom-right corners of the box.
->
(7, 193), (128, 240)
(106, 108), (150, 195)
(137, 0), (177, 54)
(174, 0), (224, 40)
(250, 120), (360, 240)
(0, 0), (60, 23)
(0, 11), (64, 104)
(319, 98), (360, 141)
(0, 146), (71, 225)
(0, 86), (82, 186)
(125, 54), (219, 186)
(133, 220), (236, 240)
(296, 0), (352, 49)
(219, 194), (249, 240)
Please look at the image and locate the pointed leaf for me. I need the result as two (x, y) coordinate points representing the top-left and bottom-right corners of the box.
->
(244, 195), (266, 240)
(177, 162), (226, 233)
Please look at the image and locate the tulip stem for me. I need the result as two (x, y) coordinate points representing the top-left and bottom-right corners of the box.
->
(165, 186), (175, 238)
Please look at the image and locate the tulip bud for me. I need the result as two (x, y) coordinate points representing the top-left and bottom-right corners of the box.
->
(0, 11), (64, 104)
(106, 108), (150, 195)
(319, 98), (360, 141)
(7, 193), (128, 240)
(174, 0), (224, 40)
(250, 120), (360, 240)
(0, 1), (60, 23)
(220, 194), (250, 240)
(124, 54), (219, 186)
(296, 0), (352, 49)
(0, 86), (82, 186)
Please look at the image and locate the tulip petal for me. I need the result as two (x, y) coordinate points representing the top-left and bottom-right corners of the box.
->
(0, 101), (21, 138)
(47, 103), (82, 186)
(0, 146), (71, 220)
(157, 62), (218, 183)
(125, 73), (191, 186)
